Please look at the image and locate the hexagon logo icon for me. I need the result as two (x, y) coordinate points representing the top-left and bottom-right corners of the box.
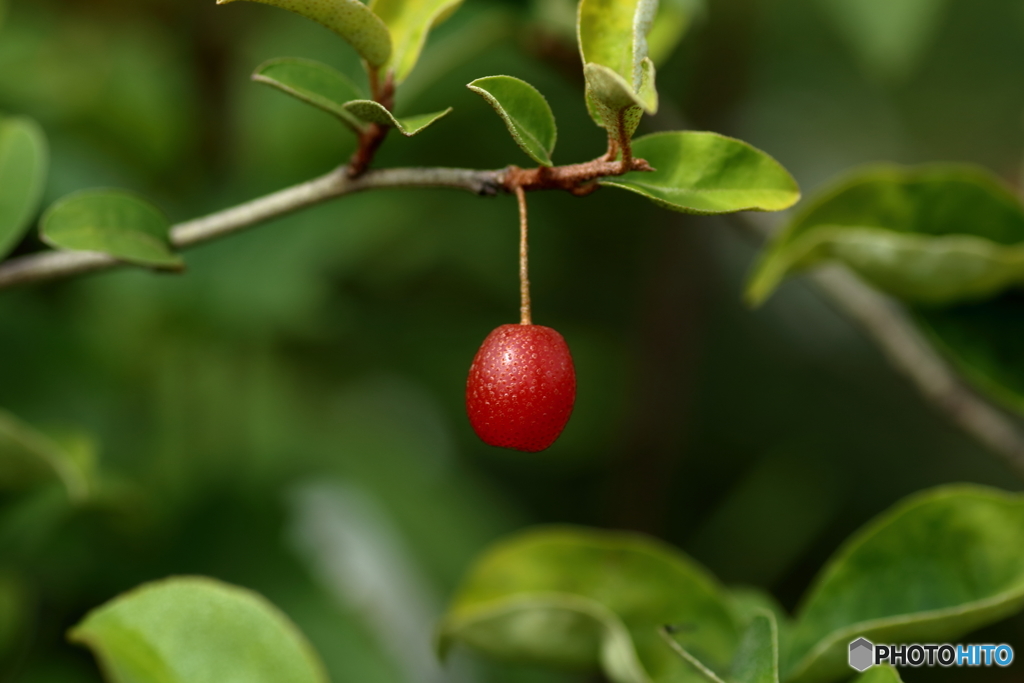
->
(849, 638), (874, 672)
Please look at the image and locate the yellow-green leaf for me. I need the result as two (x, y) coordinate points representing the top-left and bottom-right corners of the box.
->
(217, 0), (392, 67)
(600, 132), (800, 215)
(578, 0), (659, 134)
(369, 0), (465, 83)
(342, 99), (451, 136)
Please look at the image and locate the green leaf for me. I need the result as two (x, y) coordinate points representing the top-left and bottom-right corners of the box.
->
(745, 165), (1024, 307)
(784, 485), (1024, 683)
(647, 0), (703, 66)
(578, 0), (659, 135)
(369, 0), (465, 83)
(0, 408), (92, 503)
(661, 611), (778, 683)
(600, 132), (800, 215)
(914, 296), (1024, 416)
(0, 116), (48, 261)
(217, 0), (392, 68)
(729, 613), (778, 683)
(816, 0), (948, 83)
(582, 62), (657, 140)
(342, 100), (451, 136)
(69, 576), (329, 683)
(437, 526), (741, 683)
(852, 666), (903, 683)
(252, 57), (367, 132)
(467, 76), (557, 166)
(578, 0), (656, 90)
(40, 190), (183, 270)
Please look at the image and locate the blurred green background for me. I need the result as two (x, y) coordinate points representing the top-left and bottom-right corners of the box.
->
(0, 0), (1022, 681)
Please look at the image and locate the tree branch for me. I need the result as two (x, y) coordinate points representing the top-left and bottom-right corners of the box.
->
(0, 165), (505, 289)
(8, 150), (1023, 483)
(729, 212), (1024, 480)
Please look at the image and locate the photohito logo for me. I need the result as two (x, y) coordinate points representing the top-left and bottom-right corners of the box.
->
(849, 638), (1014, 671)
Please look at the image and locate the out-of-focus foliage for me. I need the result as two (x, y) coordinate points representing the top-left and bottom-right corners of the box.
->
(438, 527), (740, 683)
(0, 116), (46, 259)
(441, 487), (1024, 683)
(748, 165), (1024, 306)
(0, 0), (1022, 682)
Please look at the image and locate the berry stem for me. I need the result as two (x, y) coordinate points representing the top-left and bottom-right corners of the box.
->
(515, 185), (532, 325)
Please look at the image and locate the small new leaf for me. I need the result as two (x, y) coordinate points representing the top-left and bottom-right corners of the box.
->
(601, 132), (800, 215)
(0, 116), (48, 261)
(342, 100), (451, 136)
(253, 57), (366, 132)
(583, 62), (657, 140)
(69, 576), (329, 683)
(467, 76), (557, 166)
(369, 0), (465, 83)
(578, 0), (659, 136)
(217, 0), (391, 68)
(784, 485), (1024, 683)
(746, 164), (1024, 306)
(41, 190), (183, 270)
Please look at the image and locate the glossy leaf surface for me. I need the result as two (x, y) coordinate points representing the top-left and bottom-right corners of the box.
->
(746, 165), (1024, 306)
(342, 100), (451, 136)
(0, 408), (91, 502)
(70, 577), (329, 683)
(601, 132), (800, 215)
(785, 485), (1024, 683)
(369, 0), (464, 83)
(217, 0), (391, 67)
(467, 76), (556, 166)
(41, 190), (183, 269)
(438, 526), (741, 683)
(252, 57), (366, 131)
(0, 116), (47, 261)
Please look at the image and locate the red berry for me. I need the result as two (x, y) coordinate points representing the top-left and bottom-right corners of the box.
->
(466, 324), (576, 452)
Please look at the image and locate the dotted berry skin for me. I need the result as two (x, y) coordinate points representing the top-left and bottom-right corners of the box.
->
(466, 324), (576, 453)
